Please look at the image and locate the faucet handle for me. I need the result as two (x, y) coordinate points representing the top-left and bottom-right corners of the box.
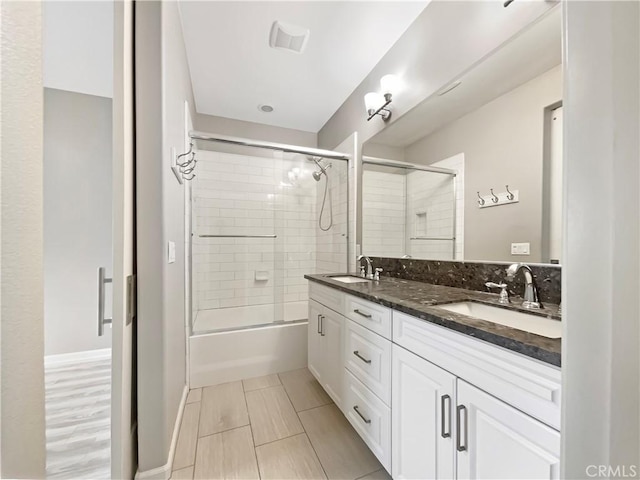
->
(374, 268), (383, 281)
(485, 282), (510, 304)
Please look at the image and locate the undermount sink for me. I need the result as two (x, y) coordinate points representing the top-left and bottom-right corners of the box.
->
(329, 275), (372, 284)
(435, 301), (562, 339)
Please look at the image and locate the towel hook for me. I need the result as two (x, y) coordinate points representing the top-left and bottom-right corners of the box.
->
(477, 191), (485, 206)
(176, 143), (194, 167)
(490, 188), (499, 203)
(505, 185), (515, 201)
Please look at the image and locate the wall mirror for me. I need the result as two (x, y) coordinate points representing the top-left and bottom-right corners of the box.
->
(360, 7), (562, 265)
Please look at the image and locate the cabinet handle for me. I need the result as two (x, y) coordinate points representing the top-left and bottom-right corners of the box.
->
(317, 314), (322, 334)
(353, 309), (372, 319)
(456, 405), (468, 452)
(441, 394), (451, 438)
(353, 351), (372, 364)
(320, 315), (325, 336)
(353, 405), (371, 424)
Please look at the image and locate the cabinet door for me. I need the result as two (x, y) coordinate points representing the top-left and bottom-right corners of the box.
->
(308, 300), (324, 384)
(322, 307), (344, 408)
(456, 380), (560, 480)
(392, 345), (456, 480)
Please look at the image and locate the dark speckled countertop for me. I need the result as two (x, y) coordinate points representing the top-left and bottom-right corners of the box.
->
(304, 273), (562, 367)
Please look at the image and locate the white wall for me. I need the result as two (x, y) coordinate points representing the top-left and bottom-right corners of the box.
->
(135, 0), (193, 474)
(562, 1), (640, 476)
(194, 113), (317, 148)
(0, 1), (46, 477)
(43, 1), (113, 99)
(43, 88), (113, 356)
(405, 65), (562, 262)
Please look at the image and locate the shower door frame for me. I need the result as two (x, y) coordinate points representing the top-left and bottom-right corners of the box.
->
(361, 156), (458, 260)
(186, 132), (352, 337)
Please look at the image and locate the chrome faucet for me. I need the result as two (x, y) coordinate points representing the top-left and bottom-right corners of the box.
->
(505, 263), (541, 309)
(357, 255), (374, 279)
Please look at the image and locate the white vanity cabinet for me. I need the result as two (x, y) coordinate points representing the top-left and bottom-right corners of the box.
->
(456, 380), (560, 480)
(308, 281), (562, 480)
(392, 311), (561, 480)
(308, 298), (344, 407)
(392, 344), (456, 480)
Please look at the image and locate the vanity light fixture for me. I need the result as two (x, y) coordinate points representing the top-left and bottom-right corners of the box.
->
(365, 74), (400, 121)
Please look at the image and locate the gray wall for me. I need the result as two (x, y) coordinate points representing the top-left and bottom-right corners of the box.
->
(44, 88), (113, 356)
(136, 1), (193, 472)
(194, 113), (317, 147)
(405, 65), (562, 262)
(1, 1), (46, 477)
(317, 1), (556, 150)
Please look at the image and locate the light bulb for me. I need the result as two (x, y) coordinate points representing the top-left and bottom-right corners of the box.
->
(380, 74), (400, 96)
(364, 92), (383, 112)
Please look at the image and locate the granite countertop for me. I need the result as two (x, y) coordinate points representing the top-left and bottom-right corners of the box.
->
(304, 273), (562, 367)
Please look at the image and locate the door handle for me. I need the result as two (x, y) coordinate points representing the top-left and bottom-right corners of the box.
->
(97, 267), (113, 336)
(456, 405), (468, 452)
(317, 314), (322, 334)
(441, 394), (451, 438)
(320, 315), (325, 336)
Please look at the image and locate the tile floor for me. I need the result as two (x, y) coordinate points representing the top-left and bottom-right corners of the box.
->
(171, 368), (391, 480)
(45, 356), (111, 479)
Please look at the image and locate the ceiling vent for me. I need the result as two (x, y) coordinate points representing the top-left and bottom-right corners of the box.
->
(269, 21), (310, 54)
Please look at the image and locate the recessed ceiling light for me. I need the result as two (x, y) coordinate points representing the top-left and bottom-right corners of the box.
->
(259, 104), (274, 113)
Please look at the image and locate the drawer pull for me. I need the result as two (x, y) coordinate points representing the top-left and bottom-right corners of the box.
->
(353, 405), (371, 424)
(441, 394), (451, 438)
(456, 405), (468, 452)
(353, 309), (372, 319)
(353, 350), (372, 364)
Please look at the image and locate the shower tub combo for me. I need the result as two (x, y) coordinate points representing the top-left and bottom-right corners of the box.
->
(186, 133), (351, 387)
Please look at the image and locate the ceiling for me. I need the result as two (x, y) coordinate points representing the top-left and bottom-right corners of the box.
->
(43, 1), (113, 98)
(179, 1), (429, 133)
(366, 6), (562, 148)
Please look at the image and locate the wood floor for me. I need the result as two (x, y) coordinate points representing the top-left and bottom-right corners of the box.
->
(172, 368), (390, 480)
(45, 356), (111, 479)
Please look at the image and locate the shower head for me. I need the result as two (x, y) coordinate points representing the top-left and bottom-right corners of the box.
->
(308, 156), (331, 181)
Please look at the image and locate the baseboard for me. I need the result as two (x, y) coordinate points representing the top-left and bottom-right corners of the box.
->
(135, 384), (189, 480)
(45, 347), (111, 367)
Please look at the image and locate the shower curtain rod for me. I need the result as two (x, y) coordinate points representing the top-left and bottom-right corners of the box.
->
(362, 155), (457, 175)
(189, 131), (351, 161)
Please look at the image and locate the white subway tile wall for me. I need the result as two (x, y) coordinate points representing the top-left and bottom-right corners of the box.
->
(362, 170), (406, 257)
(191, 150), (348, 332)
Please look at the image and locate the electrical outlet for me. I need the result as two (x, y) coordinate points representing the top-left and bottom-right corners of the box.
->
(511, 242), (530, 255)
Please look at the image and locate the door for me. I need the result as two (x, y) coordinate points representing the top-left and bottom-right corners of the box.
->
(392, 344), (456, 480)
(308, 300), (324, 383)
(456, 380), (560, 480)
(322, 308), (344, 408)
(111, 1), (136, 478)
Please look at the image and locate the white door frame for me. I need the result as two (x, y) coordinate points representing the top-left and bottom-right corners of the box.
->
(112, 1), (136, 478)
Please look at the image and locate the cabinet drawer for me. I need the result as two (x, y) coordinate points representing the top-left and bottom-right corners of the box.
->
(393, 311), (562, 430)
(344, 320), (391, 406)
(309, 282), (344, 315)
(345, 295), (391, 339)
(344, 369), (391, 472)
